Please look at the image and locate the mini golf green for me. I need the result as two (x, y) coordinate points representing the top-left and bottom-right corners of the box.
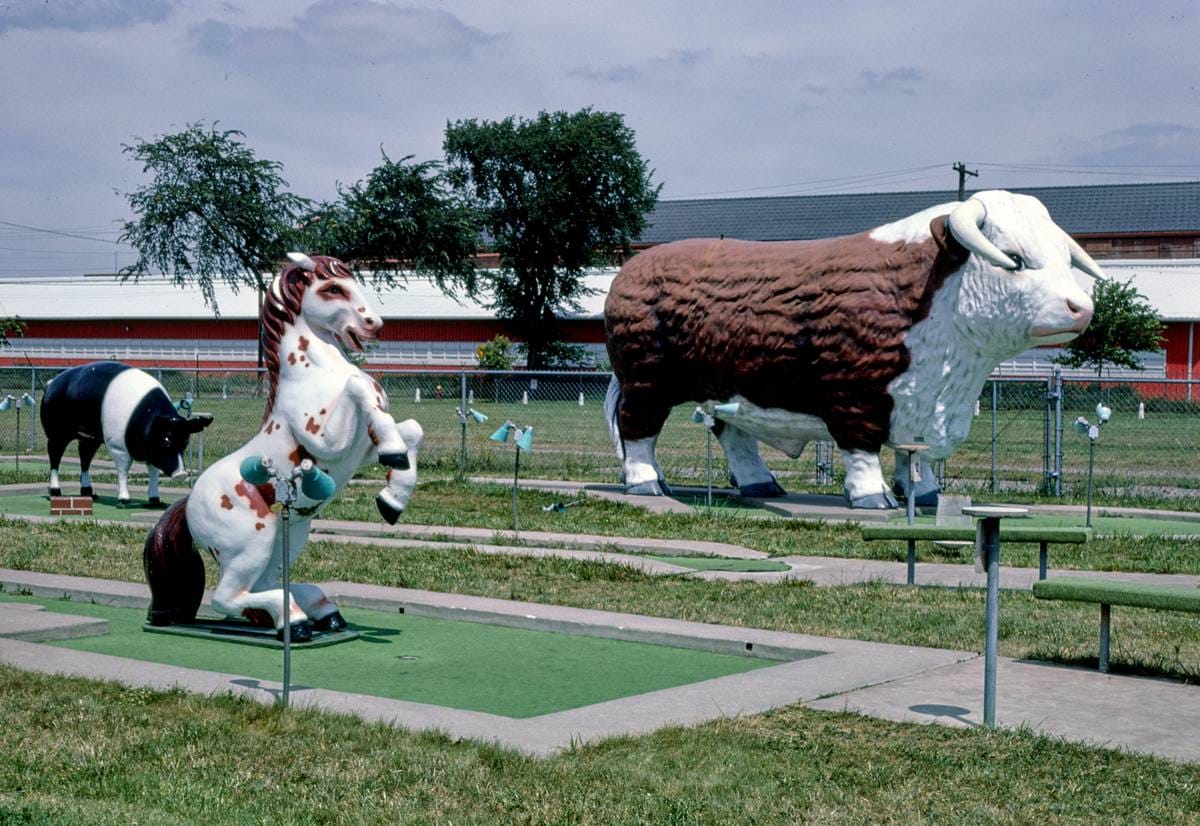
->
(0, 492), (182, 520)
(1, 594), (786, 718)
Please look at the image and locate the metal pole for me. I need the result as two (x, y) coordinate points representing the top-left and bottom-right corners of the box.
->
(1086, 438), (1096, 528)
(990, 381), (998, 493)
(706, 427), (713, 512)
(1053, 368), (1064, 497)
(980, 516), (1001, 726)
(1042, 376), (1053, 494)
(280, 506), (292, 708)
(905, 448), (916, 585)
(14, 406), (20, 475)
(1099, 604), (1111, 673)
(459, 372), (468, 479)
(512, 445), (520, 533)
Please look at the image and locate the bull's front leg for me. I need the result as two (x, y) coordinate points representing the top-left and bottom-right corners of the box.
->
(892, 451), (940, 507)
(841, 449), (899, 509)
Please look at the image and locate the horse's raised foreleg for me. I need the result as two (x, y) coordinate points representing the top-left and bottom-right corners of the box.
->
(375, 418), (422, 524)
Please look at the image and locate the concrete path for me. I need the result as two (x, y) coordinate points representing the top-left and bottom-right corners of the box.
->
(2, 568), (1197, 762)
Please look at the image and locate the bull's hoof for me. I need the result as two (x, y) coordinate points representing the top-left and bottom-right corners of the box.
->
(846, 489), (899, 509)
(312, 611), (348, 633)
(79, 486), (94, 499)
(913, 490), (940, 508)
(626, 480), (670, 496)
(49, 487), (62, 497)
(145, 608), (174, 627)
(144, 497), (166, 509)
(278, 620), (313, 643)
(739, 480), (787, 498)
(116, 497), (131, 508)
(379, 451), (410, 470)
(376, 494), (402, 525)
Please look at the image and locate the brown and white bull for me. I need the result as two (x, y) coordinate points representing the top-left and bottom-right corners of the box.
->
(603, 190), (1100, 508)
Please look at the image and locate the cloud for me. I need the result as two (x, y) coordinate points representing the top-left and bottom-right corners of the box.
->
(0, 0), (174, 33)
(570, 47), (710, 85)
(1066, 122), (1200, 167)
(189, 0), (500, 65)
(856, 66), (925, 96)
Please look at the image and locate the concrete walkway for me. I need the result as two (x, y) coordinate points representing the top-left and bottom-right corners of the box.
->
(1, 568), (1197, 763)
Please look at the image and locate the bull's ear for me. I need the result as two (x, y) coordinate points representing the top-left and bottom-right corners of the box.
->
(930, 215), (967, 260)
(186, 414), (214, 433)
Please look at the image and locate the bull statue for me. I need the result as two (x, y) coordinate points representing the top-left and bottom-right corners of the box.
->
(604, 190), (1100, 508)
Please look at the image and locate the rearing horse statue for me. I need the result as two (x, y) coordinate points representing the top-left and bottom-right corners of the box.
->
(143, 253), (422, 640)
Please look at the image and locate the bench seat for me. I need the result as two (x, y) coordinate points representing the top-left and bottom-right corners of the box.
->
(1033, 577), (1200, 672)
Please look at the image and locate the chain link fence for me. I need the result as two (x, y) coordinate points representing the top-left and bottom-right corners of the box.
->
(3, 364), (1198, 499)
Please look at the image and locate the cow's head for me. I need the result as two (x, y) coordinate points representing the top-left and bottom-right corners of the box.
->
(938, 190), (1098, 350)
(145, 413), (213, 477)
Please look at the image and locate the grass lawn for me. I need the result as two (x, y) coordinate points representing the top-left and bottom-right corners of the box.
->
(4, 666), (1198, 824)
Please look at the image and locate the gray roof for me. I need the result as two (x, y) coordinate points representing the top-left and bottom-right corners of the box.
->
(638, 182), (1200, 243)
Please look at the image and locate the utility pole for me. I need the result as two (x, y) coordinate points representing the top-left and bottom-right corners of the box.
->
(953, 162), (978, 200)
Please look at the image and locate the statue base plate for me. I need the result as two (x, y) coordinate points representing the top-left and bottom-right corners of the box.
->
(142, 619), (359, 649)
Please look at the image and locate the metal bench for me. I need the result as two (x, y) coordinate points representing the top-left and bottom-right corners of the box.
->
(1032, 578), (1200, 672)
(861, 524), (1093, 583)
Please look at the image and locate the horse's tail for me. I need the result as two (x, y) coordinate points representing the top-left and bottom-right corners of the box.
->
(604, 375), (625, 461)
(143, 495), (204, 626)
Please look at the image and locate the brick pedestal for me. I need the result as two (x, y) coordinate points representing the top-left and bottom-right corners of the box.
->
(50, 496), (93, 516)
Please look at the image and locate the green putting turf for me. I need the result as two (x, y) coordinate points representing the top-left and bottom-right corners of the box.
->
(645, 555), (792, 573)
(0, 492), (181, 519)
(0, 594), (788, 718)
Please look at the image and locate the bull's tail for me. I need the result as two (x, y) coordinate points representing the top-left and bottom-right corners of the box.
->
(604, 375), (625, 460)
(142, 495), (204, 626)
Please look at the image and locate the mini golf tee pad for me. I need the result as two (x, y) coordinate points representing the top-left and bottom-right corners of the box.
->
(143, 617), (358, 649)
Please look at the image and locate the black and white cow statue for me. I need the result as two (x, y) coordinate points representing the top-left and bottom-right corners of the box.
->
(41, 361), (213, 506)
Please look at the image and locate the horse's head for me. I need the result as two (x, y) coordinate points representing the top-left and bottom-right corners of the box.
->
(277, 252), (382, 353)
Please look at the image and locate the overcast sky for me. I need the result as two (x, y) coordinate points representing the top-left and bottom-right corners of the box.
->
(2, 0), (1197, 281)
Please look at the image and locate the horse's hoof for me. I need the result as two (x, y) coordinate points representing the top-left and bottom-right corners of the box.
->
(739, 480), (787, 498)
(312, 611), (348, 633)
(845, 489), (899, 509)
(80, 486), (94, 499)
(278, 620), (313, 643)
(376, 494), (402, 525)
(49, 487), (62, 497)
(379, 451), (410, 470)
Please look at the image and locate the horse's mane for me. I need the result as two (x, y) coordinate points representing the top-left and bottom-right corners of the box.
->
(260, 256), (354, 423)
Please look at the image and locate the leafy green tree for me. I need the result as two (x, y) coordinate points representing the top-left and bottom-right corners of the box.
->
(119, 122), (311, 311)
(301, 151), (480, 295)
(475, 334), (516, 370)
(0, 317), (24, 348)
(444, 109), (660, 369)
(1054, 277), (1164, 377)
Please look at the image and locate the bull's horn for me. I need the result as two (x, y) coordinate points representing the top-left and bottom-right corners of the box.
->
(1066, 236), (1104, 279)
(286, 252), (317, 272)
(947, 199), (1018, 270)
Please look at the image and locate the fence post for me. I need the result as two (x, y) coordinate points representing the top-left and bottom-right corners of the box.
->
(1042, 375), (1052, 494)
(1053, 367), (1064, 497)
(990, 380), (998, 493)
(459, 370), (468, 479)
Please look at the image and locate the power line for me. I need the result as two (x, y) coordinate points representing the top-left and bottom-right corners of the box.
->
(0, 219), (121, 245)
(666, 163), (947, 199)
